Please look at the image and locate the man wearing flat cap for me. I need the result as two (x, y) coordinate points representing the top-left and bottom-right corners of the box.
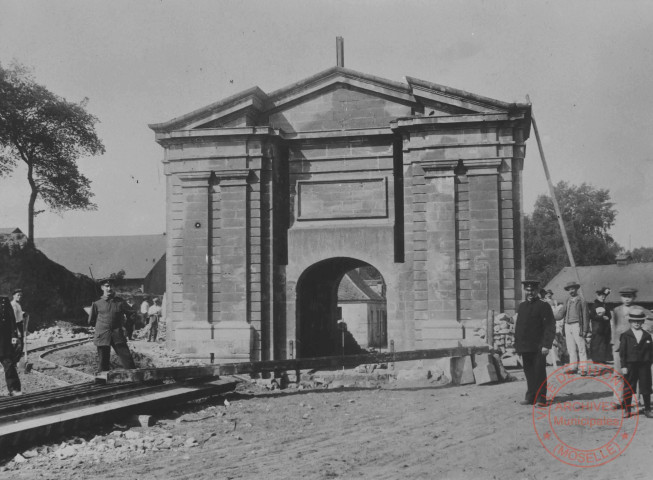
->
(559, 281), (590, 375)
(88, 278), (136, 372)
(515, 280), (555, 406)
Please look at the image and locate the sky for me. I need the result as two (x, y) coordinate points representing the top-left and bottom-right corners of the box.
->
(0, 0), (652, 248)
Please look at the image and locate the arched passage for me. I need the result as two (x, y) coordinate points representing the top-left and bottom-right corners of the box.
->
(296, 257), (386, 358)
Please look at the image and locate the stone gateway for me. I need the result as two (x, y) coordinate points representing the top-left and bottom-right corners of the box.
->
(150, 66), (531, 362)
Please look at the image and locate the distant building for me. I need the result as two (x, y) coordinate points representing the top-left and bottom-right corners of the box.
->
(35, 234), (166, 294)
(545, 255), (653, 309)
(0, 228), (27, 247)
(338, 269), (387, 350)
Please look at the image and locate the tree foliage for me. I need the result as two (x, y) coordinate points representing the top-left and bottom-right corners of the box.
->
(525, 181), (620, 284)
(0, 61), (105, 242)
(624, 247), (653, 263)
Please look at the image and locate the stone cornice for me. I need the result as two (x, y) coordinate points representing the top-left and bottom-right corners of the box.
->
(149, 87), (269, 133)
(213, 169), (251, 187)
(155, 126), (280, 146)
(462, 158), (503, 175)
(178, 172), (212, 188)
(419, 160), (459, 178)
(405, 76), (519, 113)
(391, 113), (527, 130)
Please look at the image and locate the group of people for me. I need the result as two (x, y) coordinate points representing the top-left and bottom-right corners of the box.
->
(515, 279), (653, 419)
(124, 294), (162, 342)
(0, 278), (165, 397)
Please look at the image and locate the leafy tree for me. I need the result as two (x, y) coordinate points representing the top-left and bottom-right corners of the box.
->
(624, 247), (653, 263)
(525, 181), (621, 284)
(109, 269), (126, 284)
(0, 61), (105, 242)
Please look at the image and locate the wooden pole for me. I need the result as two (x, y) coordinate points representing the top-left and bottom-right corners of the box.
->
(486, 310), (495, 348)
(527, 96), (582, 289)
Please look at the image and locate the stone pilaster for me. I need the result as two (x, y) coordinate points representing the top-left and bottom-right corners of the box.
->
(464, 159), (503, 318)
(421, 160), (461, 347)
(179, 172), (212, 323)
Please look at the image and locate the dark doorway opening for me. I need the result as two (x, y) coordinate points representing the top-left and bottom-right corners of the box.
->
(296, 258), (386, 358)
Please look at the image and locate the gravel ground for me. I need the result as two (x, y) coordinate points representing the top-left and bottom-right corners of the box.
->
(2, 326), (653, 479)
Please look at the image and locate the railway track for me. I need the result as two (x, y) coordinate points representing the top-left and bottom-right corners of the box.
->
(0, 338), (239, 452)
(27, 336), (97, 384)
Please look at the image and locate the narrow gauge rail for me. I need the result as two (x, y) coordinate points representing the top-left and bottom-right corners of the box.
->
(0, 338), (239, 452)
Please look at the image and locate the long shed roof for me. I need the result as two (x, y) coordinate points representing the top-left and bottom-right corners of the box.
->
(35, 235), (166, 280)
(545, 262), (653, 303)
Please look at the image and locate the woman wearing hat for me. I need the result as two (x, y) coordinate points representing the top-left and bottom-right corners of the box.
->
(589, 287), (612, 364)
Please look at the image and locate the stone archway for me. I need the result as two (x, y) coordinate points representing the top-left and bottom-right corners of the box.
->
(296, 257), (386, 358)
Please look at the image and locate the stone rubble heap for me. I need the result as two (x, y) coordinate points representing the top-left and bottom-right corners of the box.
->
(467, 313), (520, 368)
(1, 406), (234, 473)
(26, 326), (90, 345)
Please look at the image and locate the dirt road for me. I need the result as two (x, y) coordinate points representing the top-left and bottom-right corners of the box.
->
(3, 365), (652, 480)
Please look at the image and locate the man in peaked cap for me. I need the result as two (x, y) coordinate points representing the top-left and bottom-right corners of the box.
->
(559, 281), (591, 375)
(10, 289), (26, 340)
(514, 280), (555, 406)
(88, 278), (136, 372)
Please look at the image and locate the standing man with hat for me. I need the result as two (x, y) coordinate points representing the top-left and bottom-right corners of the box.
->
(589, 287), (612, 365)
(559, 281), (590, 375)
(88, 278), (137, 372)
(515, 280), (556, 406)
(618, 306), (653, 418)
(10, 289), (26, 340)
(609, 286), (653, 408)
(0, 296), (22, 396)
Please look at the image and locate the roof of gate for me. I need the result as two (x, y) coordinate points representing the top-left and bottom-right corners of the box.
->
(149, 66), (529, 134)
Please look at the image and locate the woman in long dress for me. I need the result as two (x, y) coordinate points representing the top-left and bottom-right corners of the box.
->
(589, 287), (612, 364)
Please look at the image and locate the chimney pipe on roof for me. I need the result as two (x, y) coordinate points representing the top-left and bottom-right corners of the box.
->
(336, 37), (344, 68)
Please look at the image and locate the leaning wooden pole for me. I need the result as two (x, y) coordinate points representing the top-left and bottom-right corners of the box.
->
(527, 96), (582, 288)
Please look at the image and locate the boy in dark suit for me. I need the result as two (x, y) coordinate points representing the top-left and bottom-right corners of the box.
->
(619, 306), (653, 418)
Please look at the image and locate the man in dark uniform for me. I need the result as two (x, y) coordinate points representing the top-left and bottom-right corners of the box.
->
(88, 278), (136, 372)
(515, 280), (555, 406)
(0, 296), (22, 395)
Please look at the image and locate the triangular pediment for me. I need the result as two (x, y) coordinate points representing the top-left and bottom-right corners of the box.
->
(150, 67), (521, 134)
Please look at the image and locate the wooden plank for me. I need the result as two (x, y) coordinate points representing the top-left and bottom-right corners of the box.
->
(0, 378), (239, 450)
(98, 345), (490, 384)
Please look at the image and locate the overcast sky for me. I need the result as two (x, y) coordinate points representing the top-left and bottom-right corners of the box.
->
(1, 0), (652, 249)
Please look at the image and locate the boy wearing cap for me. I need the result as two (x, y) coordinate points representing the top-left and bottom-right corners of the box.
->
(559, 281), (590, 375)
(619, 307), (653, 418)
(88, 278), (137, 372)
(515, 280), (556, 406)
(589, 287), (612, 364)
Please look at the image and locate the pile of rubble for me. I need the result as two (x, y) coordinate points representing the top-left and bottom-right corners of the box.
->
(26, 325), (91, 347)
(466, 313), (521, 369)
(2, 406), (233, 473)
